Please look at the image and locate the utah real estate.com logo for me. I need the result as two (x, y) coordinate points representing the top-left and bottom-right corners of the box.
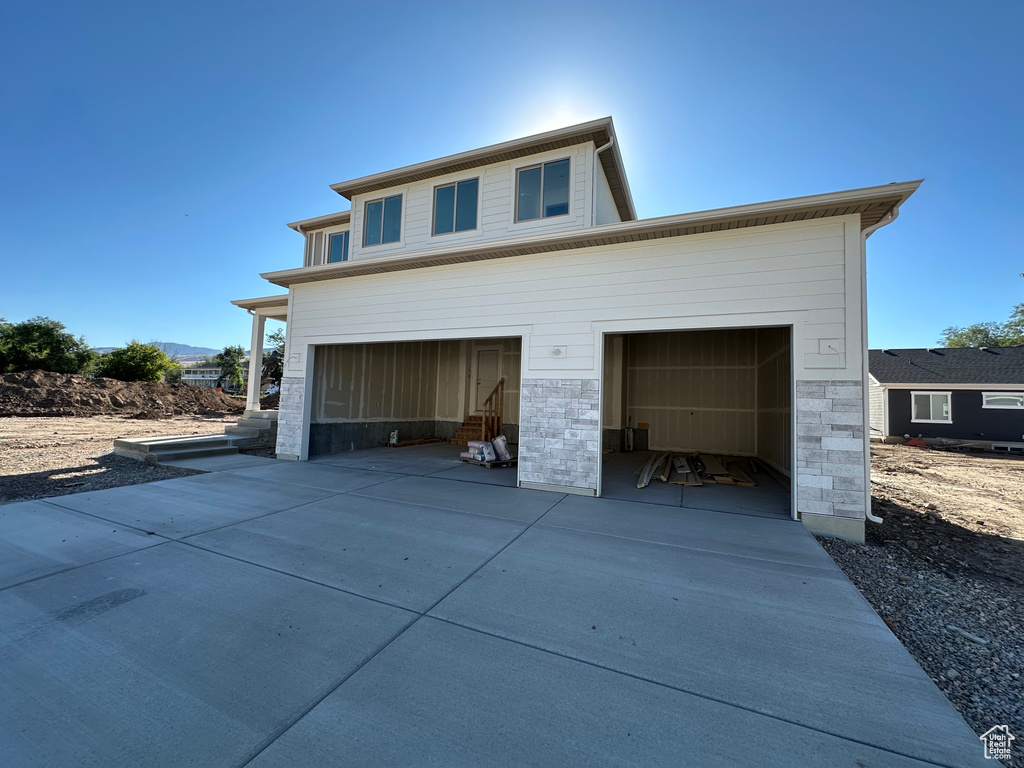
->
(980, 725), (1014, 761)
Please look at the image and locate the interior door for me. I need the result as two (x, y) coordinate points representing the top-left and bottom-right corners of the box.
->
(475, 349), (500, 412)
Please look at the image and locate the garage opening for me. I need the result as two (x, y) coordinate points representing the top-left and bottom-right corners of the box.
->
(307, 338), (521, 466)
(601, 327), (791, 516)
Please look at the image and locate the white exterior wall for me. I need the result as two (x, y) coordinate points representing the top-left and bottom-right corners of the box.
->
(593, 162), (620, 226)
(277, 215), (869, 533)
(300, 144), (596, 266)
(868, 377), (885, 437)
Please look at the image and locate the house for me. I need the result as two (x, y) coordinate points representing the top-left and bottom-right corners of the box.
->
(869, 346), (1024, 450)
(231, 117), (921, 542)
(180, 364), (222, 389)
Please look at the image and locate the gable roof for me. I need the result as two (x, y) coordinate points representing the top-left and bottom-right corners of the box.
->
(869, 347), (1024, 385)
(261, 179), (920, 288)
(327, 117), (636, 222)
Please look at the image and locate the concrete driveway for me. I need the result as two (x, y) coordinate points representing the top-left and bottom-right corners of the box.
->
(0, 457), (989, 767)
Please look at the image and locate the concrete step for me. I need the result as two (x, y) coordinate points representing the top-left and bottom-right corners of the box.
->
(243, 409), (279, 421)
(147, 446), (240, 463)
(114, 433), (256, 461)
(224, 425), (262, 438)
(236, 418), (276, 431)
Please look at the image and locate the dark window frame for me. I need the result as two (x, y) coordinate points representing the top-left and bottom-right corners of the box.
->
(515, 157), (571, 223)
(432, 177), (480, 236)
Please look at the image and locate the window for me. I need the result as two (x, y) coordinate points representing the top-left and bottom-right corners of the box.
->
(363, 194), (402, 246)
(328, 231), (350, 263)
(982, 392), (1024, 408)
(516, 158), (570, 221)
(911, 391), (952, 423)
(433, 178), (479, 235)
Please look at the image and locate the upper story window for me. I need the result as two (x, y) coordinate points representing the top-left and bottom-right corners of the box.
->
(911, 391), (952, 423)
(363, 194), (402, 246)
(516, 158), (570, 222)
(433, 178), (479, 235)
(328, 231), (350, 263)
(982, 392), (1024, 408)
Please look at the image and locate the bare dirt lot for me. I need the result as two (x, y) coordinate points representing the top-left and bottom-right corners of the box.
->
(0, 415), (233, 504)
(822, 444), (1023, 760)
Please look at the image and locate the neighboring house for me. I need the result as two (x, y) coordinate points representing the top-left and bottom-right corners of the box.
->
(232, 117), (921, 542)
(869, 346), (1024, 450)
(180, 365), (222, 388)
(180, 361), (250, 392)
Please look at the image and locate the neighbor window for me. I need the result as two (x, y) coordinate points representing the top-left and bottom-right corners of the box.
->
(982, 392), (1024, 408)
(328, 231), (350, 263)
(911, 391), (952, 423)
(516, 158), (570, 221)
(363, 194), (403, 246)
(433, 178), (479, 235)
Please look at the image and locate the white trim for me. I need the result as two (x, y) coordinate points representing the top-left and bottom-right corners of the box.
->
(910, 390), (952, 424)
(431, 176), (481, 237)
(880, 383), (1023, 390)
(361, 192), (405, 248)
(514, 156), (573, 223)
(982, 392), (1024, 409)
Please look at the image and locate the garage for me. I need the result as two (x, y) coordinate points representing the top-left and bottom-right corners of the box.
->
(600, 327), (792, 516)
(306, 337), (521, 457)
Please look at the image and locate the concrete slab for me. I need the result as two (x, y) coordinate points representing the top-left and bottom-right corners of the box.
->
(538, 494), (833, 570)
(188, 493), (527, 612)
(158, 453), (279, 472)
(47, 472), (337, 539)
(0, 542), (414, 768)
(681, 474), (791, 518)
(351, 475), (563, 523)
(250, 618), (942, 768)
(427, 461), (518, 487)
(600, 453), (684, 507)
(430, 526), (986, 767)
(0, 500), (163, 589)
(309, 444), (462, 476)
(226, 461), (402, 494)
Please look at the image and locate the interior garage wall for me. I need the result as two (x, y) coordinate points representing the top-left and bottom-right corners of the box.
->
(313, 341), (440, 422)
(626, 329), (758, 455)
(755, 327), (792, 475)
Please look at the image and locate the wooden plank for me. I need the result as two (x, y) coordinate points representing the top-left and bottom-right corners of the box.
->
(725, 459), (757, 487)
(667, 455), (702, 486)
(699, 454), (728, 475)
(637, 453), (669, 488)
(657, 453), (672, 482)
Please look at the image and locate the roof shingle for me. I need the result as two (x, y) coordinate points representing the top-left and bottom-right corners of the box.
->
(869, 347), (1024, 385)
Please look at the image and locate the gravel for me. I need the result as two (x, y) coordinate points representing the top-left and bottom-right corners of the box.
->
(821, 533), (1023, 766)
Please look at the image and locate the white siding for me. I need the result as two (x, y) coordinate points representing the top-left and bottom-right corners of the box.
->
(593, 161), (620, 226)
(285, 217), (861, 385)
(868, 377), (885, 436)
(305, 144), (596, 264)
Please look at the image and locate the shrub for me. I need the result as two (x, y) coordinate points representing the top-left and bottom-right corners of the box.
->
(0, 316), (96, 374)
(96, 341), (174, 382)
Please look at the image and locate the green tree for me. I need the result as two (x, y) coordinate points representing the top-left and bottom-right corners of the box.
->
(212, 345), (246, 389)
(96, 341), (174, 382)
(939, 302), (1024, 347)
(262, 327), (285, 387)
(164, 360), (183, 384)
(0, 316), (95, 374)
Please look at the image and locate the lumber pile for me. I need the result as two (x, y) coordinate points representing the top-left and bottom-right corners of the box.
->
(634, 453), (758, 489)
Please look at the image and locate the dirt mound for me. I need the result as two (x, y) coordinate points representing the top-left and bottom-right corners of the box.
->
(0, 370), (246, 418)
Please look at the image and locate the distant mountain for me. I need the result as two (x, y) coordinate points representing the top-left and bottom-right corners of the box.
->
(92, 342), (222, 358)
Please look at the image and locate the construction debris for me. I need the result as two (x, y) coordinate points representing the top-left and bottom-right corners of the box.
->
(636, 452), (761, 489)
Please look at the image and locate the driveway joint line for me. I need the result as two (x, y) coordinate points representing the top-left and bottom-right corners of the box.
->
(348, 486), (563, 526)
(0, 539), (172, 593)
(221, 469), (406, 496)
(420, 615), (960, 768)
(238, 492), (569, 764)
(532, 522), (837, 572)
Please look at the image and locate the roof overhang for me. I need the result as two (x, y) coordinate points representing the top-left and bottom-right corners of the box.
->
(878, 383), (1023, 390)
(260, 180), (921, 289)
(286, 210), (351, 234)
(328, 117), (636, 222)
(231, 294), (289, 322)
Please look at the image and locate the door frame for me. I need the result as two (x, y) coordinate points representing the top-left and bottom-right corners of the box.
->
(470, 345), (502, 413)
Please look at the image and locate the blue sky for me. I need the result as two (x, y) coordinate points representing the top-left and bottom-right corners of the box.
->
(1, 1), (1020, 351)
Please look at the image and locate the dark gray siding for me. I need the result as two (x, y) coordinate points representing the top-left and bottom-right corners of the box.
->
(887, 389), (1024, 442)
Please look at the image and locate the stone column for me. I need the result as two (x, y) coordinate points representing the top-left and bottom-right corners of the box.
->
(246, 313), (266, 413)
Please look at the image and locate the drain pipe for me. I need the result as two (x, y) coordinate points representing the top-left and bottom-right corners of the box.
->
(591, 137), (615, 226)
(860, 205), (901, 524)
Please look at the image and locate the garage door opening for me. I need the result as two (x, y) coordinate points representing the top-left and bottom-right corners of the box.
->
(601, 327), (792, 517)
(307, 337), (521, 466)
